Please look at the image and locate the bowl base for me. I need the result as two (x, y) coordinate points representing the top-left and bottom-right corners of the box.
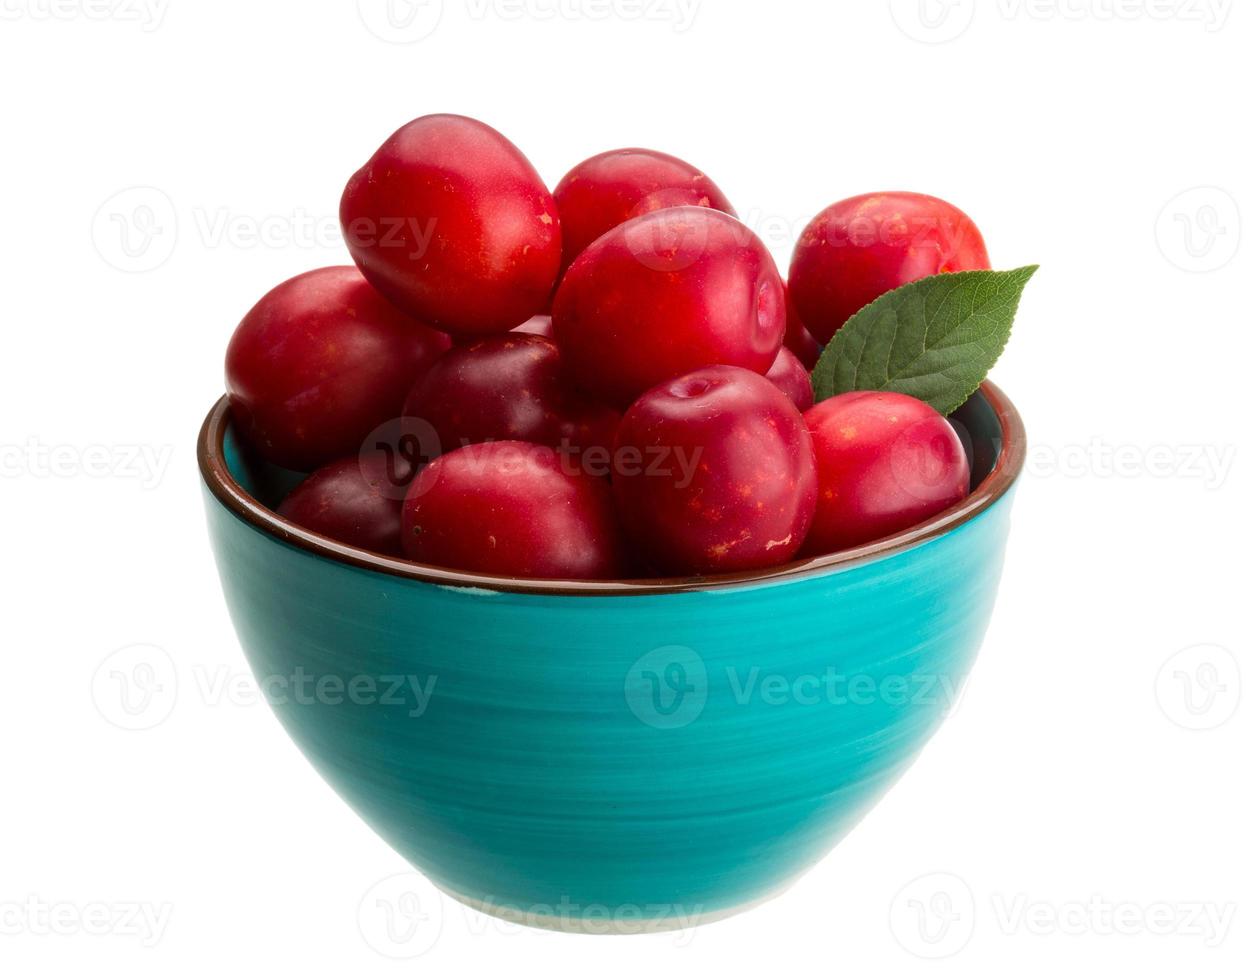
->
(433, 878), (797, 936)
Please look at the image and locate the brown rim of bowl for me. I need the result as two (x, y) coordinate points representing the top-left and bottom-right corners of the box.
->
(198, 381), (1025, 597)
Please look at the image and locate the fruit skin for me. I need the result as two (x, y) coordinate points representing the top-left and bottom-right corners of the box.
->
(612, 366), (817, 575)
(225, 266), (450, 471)
(765, 346), (814, 412)
(803, 391), (970, 554)
(553, 207), (785, 408)
(553, 148), (735, 273)
(402, 441), (625, 579)
(402, 334), (619, 458)
(278, 452), (414, 556)
(783, 286), (822, 369)
(340, 114), (561, 336)
(788, 191), (990, 344)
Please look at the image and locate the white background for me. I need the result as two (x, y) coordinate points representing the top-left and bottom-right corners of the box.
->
(1, 0), (1249, 975)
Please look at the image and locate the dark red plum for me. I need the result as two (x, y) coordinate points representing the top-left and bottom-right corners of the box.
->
(789, 191), (990, 343)
(553, 147), (734, 273)
(783, 285), (822, 369)
(553, 207), (785, 408)
(612, 366), (817, 575)
(277, 451), (415, 557)
(401, 441), (625, 578)
(803, 391), (970, 554)
(225, 266), (450, 471)
(765, 346), (813, 412)
(402, 334), (618, 458)
(341, 114), (561, 336)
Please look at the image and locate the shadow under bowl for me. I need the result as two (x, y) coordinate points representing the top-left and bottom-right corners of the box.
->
(198, 382), (1025, 932)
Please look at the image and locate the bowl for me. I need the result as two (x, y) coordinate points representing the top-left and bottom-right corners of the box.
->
(198, 381), (1024, 933)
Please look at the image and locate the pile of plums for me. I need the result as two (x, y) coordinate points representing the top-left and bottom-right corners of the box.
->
(225, 114), (989, 580)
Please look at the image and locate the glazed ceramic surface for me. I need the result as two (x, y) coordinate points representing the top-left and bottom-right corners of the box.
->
(200, 384), (1023, 930)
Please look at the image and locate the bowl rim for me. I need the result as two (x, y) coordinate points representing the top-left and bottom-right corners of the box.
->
(198, 381), (1025, 596)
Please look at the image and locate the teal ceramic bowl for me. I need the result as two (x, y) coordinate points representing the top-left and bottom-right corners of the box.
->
(199, 382), (1024, 933)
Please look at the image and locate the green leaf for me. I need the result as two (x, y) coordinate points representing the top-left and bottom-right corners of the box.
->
(810, 265), (1038, 415)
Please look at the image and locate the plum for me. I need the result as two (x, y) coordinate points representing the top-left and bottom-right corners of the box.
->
(803, 391), (970, 554)
(402, 334), (618, 458)
(783, 285), (822, 369)
(553, 148), (734, 273)
(765, 346), (813, 412)
(553, 207), (785, 408)
(789, 192), (990, 343)
(277, 451), (414, 556)
(612, 366), (816, 575)
(225, 266), (450, 471)
(402, 441), (624, 578)
(341, 114), (561, 336)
